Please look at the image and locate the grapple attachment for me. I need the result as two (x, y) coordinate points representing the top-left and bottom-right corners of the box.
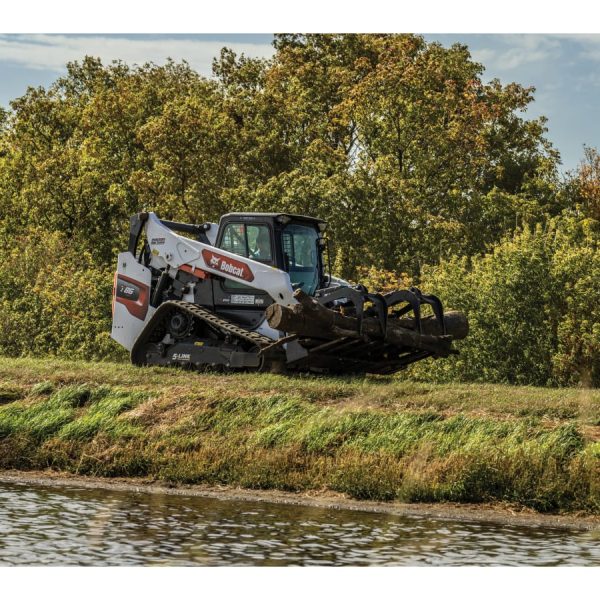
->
(264, 286), (468, 375)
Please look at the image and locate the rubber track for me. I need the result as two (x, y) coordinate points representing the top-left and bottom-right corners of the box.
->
(132, 301), (432, 374)
(169, 300), (273, 348)
(131, 300), (273, 366)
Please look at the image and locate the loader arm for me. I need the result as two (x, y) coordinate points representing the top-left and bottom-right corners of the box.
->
(144, 212), (297, 307)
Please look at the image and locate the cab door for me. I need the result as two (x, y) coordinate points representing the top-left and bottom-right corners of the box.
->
(212, 221), (274, 328)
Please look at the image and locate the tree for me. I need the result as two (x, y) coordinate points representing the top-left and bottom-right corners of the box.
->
(569, 146), (600, 220)
(0, 58), (207, 263)
(216, 34), (560, 275)
(133, 90), (237, 223)
(412, 216), (599, 387)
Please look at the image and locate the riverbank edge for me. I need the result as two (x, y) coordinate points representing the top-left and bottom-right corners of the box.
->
(2, 469), (598, 532)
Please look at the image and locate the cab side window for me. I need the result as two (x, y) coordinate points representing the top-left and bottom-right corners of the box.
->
(220, 223), (247, 256)
(219, 223), (272, 263)
(218, 223), (272, 293)
(247, 225), (272, 262)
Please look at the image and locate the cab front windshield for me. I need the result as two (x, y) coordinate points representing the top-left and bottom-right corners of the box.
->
(281, 223), (320, 296)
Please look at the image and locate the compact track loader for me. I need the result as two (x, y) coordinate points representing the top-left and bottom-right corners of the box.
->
(111, 212), (468, 374)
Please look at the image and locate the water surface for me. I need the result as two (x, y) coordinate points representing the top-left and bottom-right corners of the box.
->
(0, 481), (598, 566)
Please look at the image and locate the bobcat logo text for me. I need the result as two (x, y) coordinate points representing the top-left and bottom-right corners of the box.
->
(201, 249), (255, 282)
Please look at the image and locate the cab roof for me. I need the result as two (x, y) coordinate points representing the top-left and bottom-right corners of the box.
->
(220, 212), (327, 230)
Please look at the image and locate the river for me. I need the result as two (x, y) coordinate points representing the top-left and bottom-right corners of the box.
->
(0, 480), (598, 566)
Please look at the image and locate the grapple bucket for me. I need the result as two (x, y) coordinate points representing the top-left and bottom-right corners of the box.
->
(264, 286), (468, 375)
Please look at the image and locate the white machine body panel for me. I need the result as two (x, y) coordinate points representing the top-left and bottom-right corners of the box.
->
(144, 212), (297, 306)
(204, 223), (218, 245)
(111, 251), (156, 351)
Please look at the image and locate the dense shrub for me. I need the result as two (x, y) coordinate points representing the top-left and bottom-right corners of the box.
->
(408, 216), (599, 387)
(0, 227), (123, 360)
(0, 37), (597, 387)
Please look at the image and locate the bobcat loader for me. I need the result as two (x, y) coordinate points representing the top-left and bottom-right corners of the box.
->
(111, 212), (468, 374)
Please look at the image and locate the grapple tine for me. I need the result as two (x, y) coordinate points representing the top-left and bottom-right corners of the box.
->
(317, 285), (367, 334)
(317, 287), (390, 337)
(365, 292), (387, 336)
(287, 282), (464, 375)
(384, 289), (423, 333)
(416, 291), (446, 335)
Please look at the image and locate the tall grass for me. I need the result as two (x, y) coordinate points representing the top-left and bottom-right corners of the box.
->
(0, 357), (598, 513)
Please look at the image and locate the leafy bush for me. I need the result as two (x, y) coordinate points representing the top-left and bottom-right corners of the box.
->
(0, 39), (597, 387)
(0, 227), (124, 360)
(407, 216), (599, 386)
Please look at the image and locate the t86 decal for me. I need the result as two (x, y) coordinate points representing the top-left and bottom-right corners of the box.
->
(201, 249), (255, 282)
(113, 274), (149, 320)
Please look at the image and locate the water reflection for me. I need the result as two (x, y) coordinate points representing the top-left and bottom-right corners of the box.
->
(0, 481), (598, 566)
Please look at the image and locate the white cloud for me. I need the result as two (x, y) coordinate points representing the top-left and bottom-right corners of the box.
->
(0, 34), (275, 76)
(470, 35), (562, 73)
(576, 46), (600, 61)
(575, 71), (600, 91)
(467, 34), (600, 76)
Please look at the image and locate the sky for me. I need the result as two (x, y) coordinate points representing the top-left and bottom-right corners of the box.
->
(0, 33), (599, 173)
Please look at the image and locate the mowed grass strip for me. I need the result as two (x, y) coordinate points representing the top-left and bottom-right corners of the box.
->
(0, 357), (599, 514)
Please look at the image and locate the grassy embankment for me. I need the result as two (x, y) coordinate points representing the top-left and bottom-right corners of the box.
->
(0, 357), (599, 514)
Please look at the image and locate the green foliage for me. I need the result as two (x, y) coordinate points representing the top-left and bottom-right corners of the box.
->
(0, 227), (124, 360)
(0, 363), (599, 513)
(0, 35), (596, 386)
(410, 216), (600, 386)
(0, 35), (560, 272)
(58, 388), (145, 441)
(0, 384), (91, 440)
(0, 383), (145, 443)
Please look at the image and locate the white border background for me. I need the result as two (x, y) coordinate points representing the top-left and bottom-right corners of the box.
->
(1, 0), (599, 597)
(2, 0), (600, 33)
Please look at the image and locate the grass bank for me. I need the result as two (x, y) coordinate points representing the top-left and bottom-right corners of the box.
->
(1, 357), (599, 515)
